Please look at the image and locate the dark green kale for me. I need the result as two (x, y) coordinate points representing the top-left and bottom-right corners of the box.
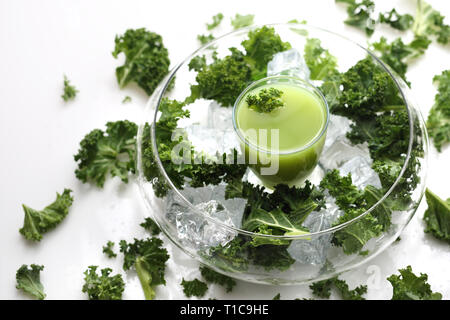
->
(387, 266), (442, 300)
(245, 87), (285, 113)
(231, 14), (254, 29)
(207, 13), (224, 30)
(119, 237), (169, 300)
(423, 188), (450, 244)
(19, 189), (73, 241)
(16, 264), (46, 300)
(82, 266), (125, 300)
(122, 96), (132, 104)
(102, 241), (117, 258)
(272, 293), (281, 300)
(413, 0), (450, 45)
(427, 70), (450, 151)
(61, 75), (78, 101)
(310, 277), (367, 300)
(304, 38), (340, 81)
(140, 217), (161, 235)
(379, 9), (414, 31)
(112, 28), (171, 95)
(181, 278), (208, 298)
(199, 266), (237, 293)
(74, 120), (137, 188)
(336, 0), (376, 36)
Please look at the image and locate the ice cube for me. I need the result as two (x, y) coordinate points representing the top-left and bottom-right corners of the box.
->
(267, 48), (311, 80)
(287, 195), (342, 265)
(324, 114), (352, 149)
(184, 124), (239, 156)
(340, 156), (382, 189)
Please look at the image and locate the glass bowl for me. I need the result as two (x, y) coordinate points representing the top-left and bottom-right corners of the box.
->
(136, 23), (428, 285)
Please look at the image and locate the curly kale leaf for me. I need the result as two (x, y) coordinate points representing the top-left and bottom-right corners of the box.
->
(112, 28), (171, 95)
(310, 277), (367, 300)
(82, 266), (125, 300)
(16, 264), (46, 300)
(413, 0), (450, 45)
(304, 38), (340, 81)
(181, 278), (208, 298)
(119, 237), (169, 300)
(140, 217), (161, 235)
(370, 36), (431, 83)
(102, 241), (117, 258)
(74, 120), (137, 187)
(427, 70), (450, 151)
(336, 0), (376, 36)
(61, 75), (78, 101)
(199, 266), (236, 293)
(379, 9), (414, 31)
(188, 48), (252, 106)
(332, 57), (403, 119)
(19, 189), (73, 241)
(231, 14), (254, 30)
(388, 266), (442, 300)
(197, 34), (215, 45)
(245, 87), (285, 113)
(206, 13), (224, 30)
(242, 26), (291, 76)
(423, 188), (450, 244)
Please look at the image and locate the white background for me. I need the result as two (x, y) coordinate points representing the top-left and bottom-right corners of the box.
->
(0, 0), (449, 300)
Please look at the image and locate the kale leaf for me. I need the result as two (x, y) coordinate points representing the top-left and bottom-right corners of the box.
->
(19, 189), (73, 241)
(379, 9), (414, 31)
(82, 266), (125, 300)
(304, 38), (340, 81)
(231, 14), (254, 30)
(413, 0), (450, 45)
(16, 264), (46, 300)
(74, 120), (137, 187)
(336, 0), (376, 36)
(112, 28), (171, 95)
(423, 188), (450, 243)
(310, 276), (367, 300)
(387, 266), (442, 300)
(427, 70), (450, 151)
(102, 241), (117, 258)
(245, 87), (285, 113)
(119, 237), (169, 300)
(181, 278), (208, 298)
(199, 266), (237, 293)
(62, 75), (78, 102)
(140, 217), (161, 235)
(207, 13), (224, 30)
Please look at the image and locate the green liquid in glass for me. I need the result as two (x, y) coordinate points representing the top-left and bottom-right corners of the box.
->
(235, 81), (327, 187)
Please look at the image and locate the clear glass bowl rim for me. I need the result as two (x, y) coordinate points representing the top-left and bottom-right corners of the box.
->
(136, 22), (427, 241)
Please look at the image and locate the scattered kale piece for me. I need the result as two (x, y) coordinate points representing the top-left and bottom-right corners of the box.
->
(74, 120), (138, 187)
(140, 217), (161, 235)
(245, 87), (285, 113)
(82, 266), (125, 300)
(199, 266), (237, 293)
(413, 0), (450, 45)
(272, 293), (281, 300)
(336, 0), (376, 36)
(310, 277), (367, 300)
(62, 75), (78, 101)
(102, 241), (117, 258)
(119, 237), (169, 300)
(231, 14), (254, 29)
(423, 188), (450, 244)
(387, 266), (442, 300)
(112, 28), (171, 95)
(304, 38), (340, 81)
(16, 264), (46, 300)
(427, 70), (450, 151)
(370, 36), (431, 83)
(379, 9), (413, 31)
(122, 96), (132, 104)
(19, 189), (73, 241)
(181, 278), (208, 298)
(207, 13), (224, 30)
(197, 34), (215, 45)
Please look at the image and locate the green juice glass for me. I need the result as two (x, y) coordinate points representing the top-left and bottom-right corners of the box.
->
(233, 76), (329, 187)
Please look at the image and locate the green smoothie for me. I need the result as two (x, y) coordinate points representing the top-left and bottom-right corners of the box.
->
(234, 78), (328, 186)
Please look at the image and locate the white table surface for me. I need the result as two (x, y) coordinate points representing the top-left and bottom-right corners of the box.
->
(1, 0), (449, 300)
